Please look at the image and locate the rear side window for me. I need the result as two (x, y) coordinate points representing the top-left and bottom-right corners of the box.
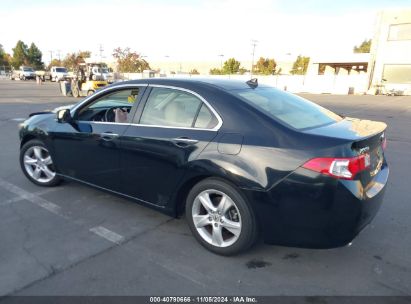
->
(233, 87), (342, 130)
(139, 88), (217, 129)
(194, 104), (218, 129)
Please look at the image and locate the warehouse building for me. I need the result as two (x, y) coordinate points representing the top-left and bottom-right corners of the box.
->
(368, 8), (411, 94)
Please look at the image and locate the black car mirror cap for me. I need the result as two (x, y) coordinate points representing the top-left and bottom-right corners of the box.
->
(57, 109), (72, 123)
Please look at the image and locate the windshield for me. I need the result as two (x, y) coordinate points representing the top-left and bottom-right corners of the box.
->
(95, 68), (108, 73)
(232, 87), (342, 130)
(23, 67), (34, 72)
(55, 68), (67, 73)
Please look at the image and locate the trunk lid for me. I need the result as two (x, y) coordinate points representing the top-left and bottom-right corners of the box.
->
(304, 117), (387, 184)
(303, 117), (386, 141)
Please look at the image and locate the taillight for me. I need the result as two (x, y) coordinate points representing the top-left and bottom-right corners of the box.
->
(302, 154), (370, 180)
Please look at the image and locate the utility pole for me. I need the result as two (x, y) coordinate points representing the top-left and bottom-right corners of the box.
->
(99, 44), (104, 62)
(57, 50), (61, 61)
(49, 50), (53, 64)
(250, 39), (258, 78)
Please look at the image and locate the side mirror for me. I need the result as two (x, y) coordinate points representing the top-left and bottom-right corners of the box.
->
(57, 109), (72, 123)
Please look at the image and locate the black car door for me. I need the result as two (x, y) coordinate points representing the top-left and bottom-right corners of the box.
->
(51, 86), (146, 191)
(119, 86), (221, 207)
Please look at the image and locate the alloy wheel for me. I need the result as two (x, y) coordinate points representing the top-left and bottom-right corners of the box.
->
(192, 189), (242, 247)
(23, 146), (56, 183)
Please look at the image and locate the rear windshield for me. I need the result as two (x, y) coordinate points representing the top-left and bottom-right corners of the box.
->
(55, 68), (67, 73)
(23, 67), (34, 72)
(232, 87), (342, 130)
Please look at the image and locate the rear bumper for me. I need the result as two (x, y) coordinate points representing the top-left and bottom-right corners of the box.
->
(245, 164), (389, 249)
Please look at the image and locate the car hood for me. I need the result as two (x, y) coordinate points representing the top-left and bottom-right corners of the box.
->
(303, 117), (387, 141)
(28, 104), (75, 118)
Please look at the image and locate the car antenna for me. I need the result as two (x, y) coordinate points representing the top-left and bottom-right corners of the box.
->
(246, 78), (258, 89)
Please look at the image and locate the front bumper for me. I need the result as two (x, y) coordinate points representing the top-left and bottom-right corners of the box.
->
(23, 74), (36, 79)
(245, 163), (389, 249)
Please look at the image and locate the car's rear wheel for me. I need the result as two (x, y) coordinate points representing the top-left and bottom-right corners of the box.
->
(185, 178), (257, 255)
(20, 140), (61, 187)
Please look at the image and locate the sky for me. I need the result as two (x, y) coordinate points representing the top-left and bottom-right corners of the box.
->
(1, 0), (410, 65)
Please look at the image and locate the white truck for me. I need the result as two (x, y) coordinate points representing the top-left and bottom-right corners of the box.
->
(50, 66), (69, 82)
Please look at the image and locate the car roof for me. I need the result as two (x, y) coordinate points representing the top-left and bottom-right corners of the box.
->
(111, 77), (269, 91)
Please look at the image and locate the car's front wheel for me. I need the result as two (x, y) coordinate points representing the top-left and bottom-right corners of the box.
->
(186, 178), (257, 255)
(20, 140), (61, 187)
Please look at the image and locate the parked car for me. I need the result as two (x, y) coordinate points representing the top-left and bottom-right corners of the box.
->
(50, 66), (68, 82)
(18, 78), (389, 255)
(10, 66), (36, 80)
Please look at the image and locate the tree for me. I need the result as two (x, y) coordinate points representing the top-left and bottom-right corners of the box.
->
(11, 40), (29, 68)
(290, 55), (310, 75)
(0, 44), (8, 66)
(255, 57), (277, 75)
(27, 43), (43, 69)
(238, 67), (248, 75)
(209, 68), (223, 75)
(112, 47), (150, 73)
(353, 39), (371, 53)
(47, 59), (62, 69)
(189, 68), (200, 75)
(62, 50), (91, 70)
(222, 58), (240, 74)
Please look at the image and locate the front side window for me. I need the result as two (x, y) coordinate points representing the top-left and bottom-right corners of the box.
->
(139, 88), (211, 128)
(233, 87), (342, 130)
(77, 88), (140, 123)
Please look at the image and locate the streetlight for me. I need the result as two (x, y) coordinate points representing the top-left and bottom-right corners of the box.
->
(250, 39), (258, 78)
(218, 54), (224, 70)
(48, 50), (53, 65)
(165, 55), (174, 75)
(140, 55), (148, 73)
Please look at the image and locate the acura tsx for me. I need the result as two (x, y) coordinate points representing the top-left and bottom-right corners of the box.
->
(19, 78), (389, 255)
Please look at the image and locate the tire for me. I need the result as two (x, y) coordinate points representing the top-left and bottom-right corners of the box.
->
(20, 139), (61, 187)
(185, 178), (258, 255)
(87, 90), (94, 96)
(72, 86), (80, 98)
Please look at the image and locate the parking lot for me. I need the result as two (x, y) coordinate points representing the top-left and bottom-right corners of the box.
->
(0, 79), (410, 296)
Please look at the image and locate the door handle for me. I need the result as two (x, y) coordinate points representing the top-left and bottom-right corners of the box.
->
(100, 132), (119, 141)
(172, 137), (199, 146)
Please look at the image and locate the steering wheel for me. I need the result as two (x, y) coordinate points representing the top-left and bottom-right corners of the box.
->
(104, 108), (116, 122)
(104, 107), (129, 122)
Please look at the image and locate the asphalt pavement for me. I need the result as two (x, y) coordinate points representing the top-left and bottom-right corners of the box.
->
(0, 79), (410, 296)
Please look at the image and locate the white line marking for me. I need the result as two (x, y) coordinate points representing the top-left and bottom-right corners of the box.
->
(89, 226), (124, 244)
(0, 178), (126, 245)
(0, 178), (62, 215)
(10, 118), (26, 122)
(0, 187), (62, 206)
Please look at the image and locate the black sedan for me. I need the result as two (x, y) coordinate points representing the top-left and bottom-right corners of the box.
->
(18, 78), (389, 255)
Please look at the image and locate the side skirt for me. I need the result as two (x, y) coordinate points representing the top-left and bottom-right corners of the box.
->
(57, 173), (175, 217)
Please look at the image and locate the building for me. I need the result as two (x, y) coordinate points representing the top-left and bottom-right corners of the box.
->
(369, 8), (411, 94)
